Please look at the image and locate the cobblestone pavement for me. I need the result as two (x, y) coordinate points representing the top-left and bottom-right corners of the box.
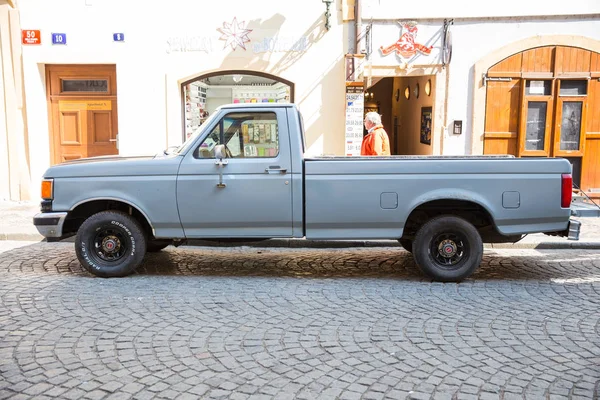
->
(1, 242), (599, 400)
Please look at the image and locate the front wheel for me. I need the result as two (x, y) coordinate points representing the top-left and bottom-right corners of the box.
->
(412, 215), (483, 282)
(75, 211), (147, 277)
(146, 241), (170, 252)
(398, 239), (413, 253)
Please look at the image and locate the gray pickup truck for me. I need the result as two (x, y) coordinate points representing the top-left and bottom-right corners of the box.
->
(34, 103), (581, 282)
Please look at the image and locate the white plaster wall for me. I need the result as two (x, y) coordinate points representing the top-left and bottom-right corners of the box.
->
(443, 17), (600, 155)
(363, 0), (600, 19)
(18, 0), (346, 199)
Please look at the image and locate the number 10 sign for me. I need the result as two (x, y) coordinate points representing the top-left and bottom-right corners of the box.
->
(52, 33), (67, 45)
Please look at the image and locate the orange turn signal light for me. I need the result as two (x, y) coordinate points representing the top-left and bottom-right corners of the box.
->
(41, 179), (53, 200)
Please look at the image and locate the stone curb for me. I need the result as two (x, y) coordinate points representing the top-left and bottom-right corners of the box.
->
(2, 233), (600, 249)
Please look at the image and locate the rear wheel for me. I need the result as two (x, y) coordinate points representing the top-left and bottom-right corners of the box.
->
(75, 211), (147, 277)
(412, 215), (483, 282)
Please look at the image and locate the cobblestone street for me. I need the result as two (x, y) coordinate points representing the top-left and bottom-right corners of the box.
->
(1, 242), (599, 399)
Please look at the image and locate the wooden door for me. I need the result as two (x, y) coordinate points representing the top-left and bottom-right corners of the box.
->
(46, 65), (118, 164)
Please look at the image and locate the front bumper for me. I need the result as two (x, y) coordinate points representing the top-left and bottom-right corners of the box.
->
(33, 212), (68, 239)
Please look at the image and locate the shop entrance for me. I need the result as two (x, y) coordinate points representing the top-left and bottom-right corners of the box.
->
(483, 46), (600, 199)
(366, 75), (436, 155)
(182, 71), (293, 140)
(46, 65), (118, 164)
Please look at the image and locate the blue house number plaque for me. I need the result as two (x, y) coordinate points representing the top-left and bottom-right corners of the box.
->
(52, 33), (67, 45)
(113, 33), (125, 42)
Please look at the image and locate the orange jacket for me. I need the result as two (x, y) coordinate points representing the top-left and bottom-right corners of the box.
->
(360, 126), (391, 156)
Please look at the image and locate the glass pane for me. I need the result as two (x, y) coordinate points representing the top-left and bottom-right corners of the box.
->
(560, 80), (587, 96)
(196, 125), (221, 158)
(560, 102), (583, 151)
(525, 80), (551, 96)
(61, 79), (108, 92)
(195, 112), (279, 159)
(524, 101), (547, 151)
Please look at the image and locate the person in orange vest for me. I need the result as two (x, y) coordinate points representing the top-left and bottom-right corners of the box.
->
(361, 112), (391, 156)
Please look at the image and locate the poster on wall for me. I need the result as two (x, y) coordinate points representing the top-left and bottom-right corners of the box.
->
(420, 106), (432, 145)
(345, 84), (365, 156)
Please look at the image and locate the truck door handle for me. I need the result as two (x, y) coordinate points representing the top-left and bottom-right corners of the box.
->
(265, 167), (287, 174)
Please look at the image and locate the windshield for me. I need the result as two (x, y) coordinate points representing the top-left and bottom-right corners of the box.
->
(172, 112), (220, 155)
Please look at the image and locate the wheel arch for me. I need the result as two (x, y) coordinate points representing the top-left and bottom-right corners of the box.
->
(402, 191), (498, 239)
(63, 197), (155, 239)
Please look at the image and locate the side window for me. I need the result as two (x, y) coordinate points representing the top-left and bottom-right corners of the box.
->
(196, 124), (220, 159)
(195, 112), (279, 158)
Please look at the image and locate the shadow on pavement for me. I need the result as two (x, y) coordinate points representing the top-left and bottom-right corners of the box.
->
(0, 242), (599, 283)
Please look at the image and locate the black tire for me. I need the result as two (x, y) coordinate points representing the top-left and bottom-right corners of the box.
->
(146, 241), (170, 252)
(412, 215), (483, 282)
(75, 211), (147, 277)
(399, 239), (413, 253)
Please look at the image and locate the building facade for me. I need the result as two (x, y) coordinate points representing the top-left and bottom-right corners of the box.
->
(7, 0), (347, 200)
(352, 0), (600, 199)
(2, 0), (600, 201)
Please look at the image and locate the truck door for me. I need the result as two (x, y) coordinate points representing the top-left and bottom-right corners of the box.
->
(176, 108), (293, 238)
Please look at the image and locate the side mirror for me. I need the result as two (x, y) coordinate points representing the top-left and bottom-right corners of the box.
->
(214, 144), (226, 160)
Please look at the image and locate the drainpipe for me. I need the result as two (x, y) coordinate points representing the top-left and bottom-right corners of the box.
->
(355, 0), (362, 54)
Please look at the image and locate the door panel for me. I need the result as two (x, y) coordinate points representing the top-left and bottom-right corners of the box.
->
(90, 111), (111, 143)
(47, 65), (118, 165)
(518, 80), (554, 156)
(60, 111), (82, 144)
(483, 80), (520, 156)
(176, 109), (294, 238)
(554, 97), (586, 157)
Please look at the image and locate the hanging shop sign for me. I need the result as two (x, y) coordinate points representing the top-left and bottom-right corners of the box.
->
(345, 54), (366, 83)
(345, 84), (365, 156)
(380, 21), (433, 59)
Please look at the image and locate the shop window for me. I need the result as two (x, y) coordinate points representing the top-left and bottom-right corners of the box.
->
(195, 112), (279, 159)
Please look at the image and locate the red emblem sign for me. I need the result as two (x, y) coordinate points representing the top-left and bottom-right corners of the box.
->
(22, 30), (41, 45)
(380, 21), (432, 59)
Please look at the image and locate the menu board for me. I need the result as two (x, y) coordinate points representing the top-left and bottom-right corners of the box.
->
(345, 85), (364, 156)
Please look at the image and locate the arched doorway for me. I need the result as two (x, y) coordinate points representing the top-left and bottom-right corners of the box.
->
(181, 71), (294, 140)
(483, 46), (600, 200)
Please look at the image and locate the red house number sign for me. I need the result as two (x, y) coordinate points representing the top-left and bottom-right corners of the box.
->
(22, 30), (41, 45)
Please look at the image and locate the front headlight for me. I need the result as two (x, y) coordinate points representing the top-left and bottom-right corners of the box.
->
(41, 178), (54, 200)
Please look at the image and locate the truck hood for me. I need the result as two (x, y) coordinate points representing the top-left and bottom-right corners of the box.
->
(56, 154), (156, 165)
(44, 153), (183, 178)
